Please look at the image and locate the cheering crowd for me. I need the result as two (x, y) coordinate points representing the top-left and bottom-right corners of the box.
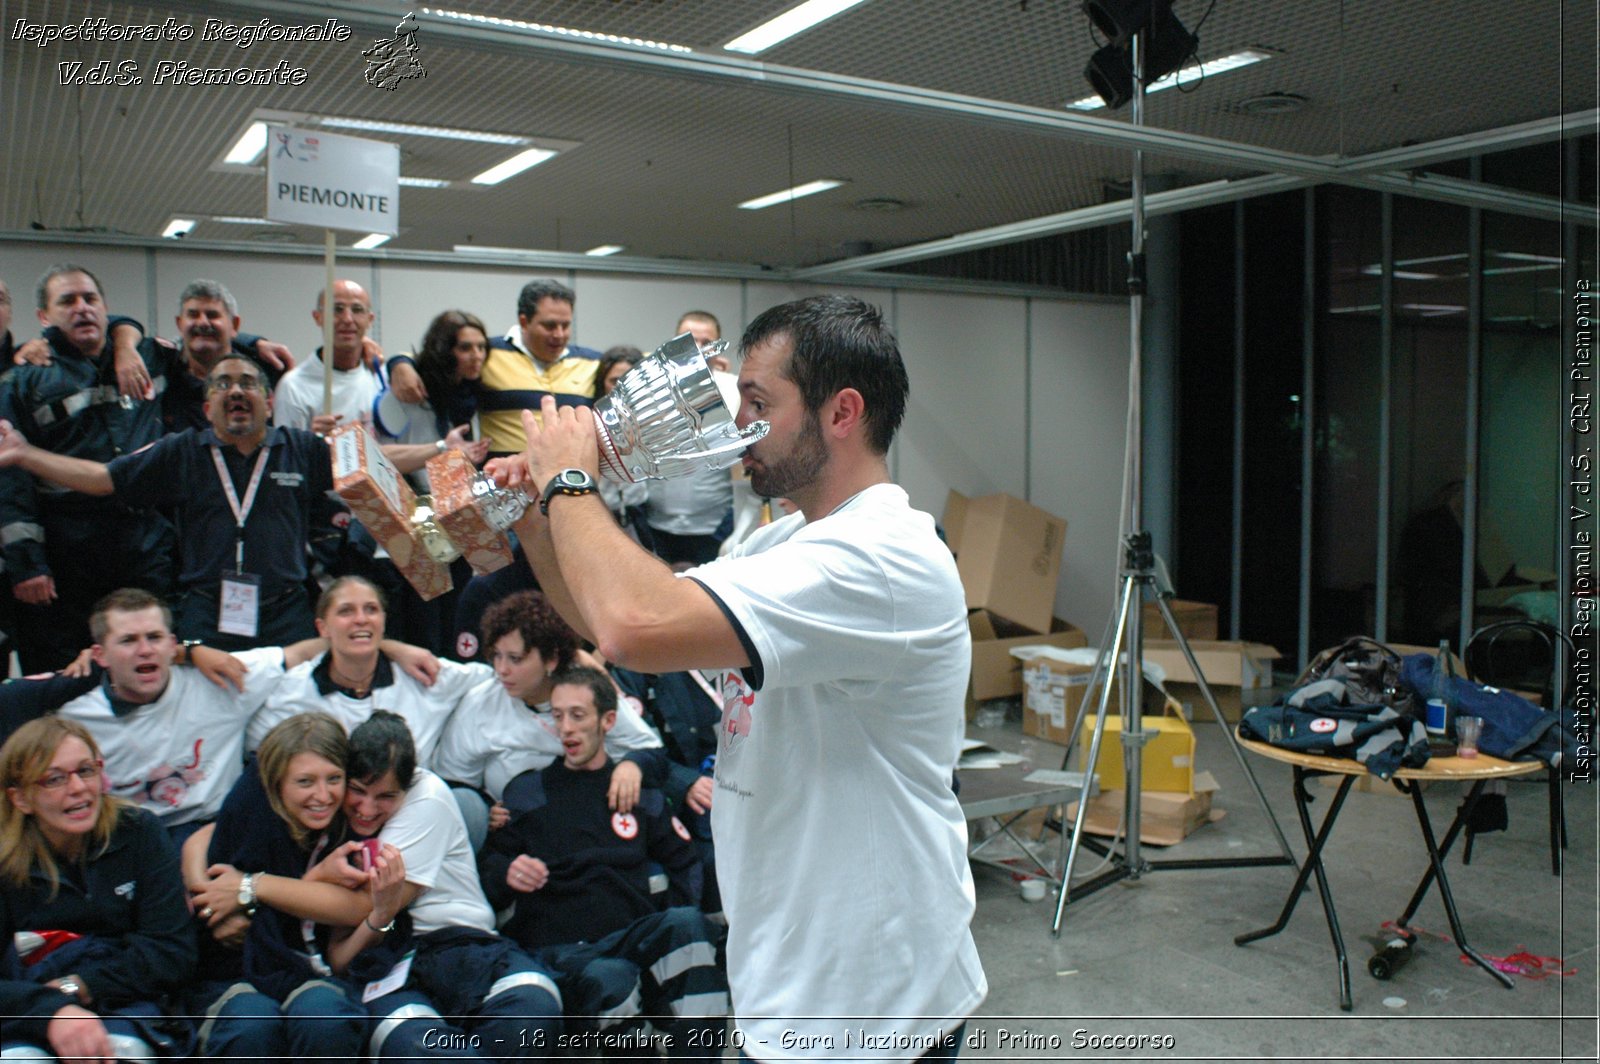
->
(0, 268), (986, 1062)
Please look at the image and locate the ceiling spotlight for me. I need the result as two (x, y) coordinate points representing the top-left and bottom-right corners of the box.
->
(1082, 0), (1174, 47)
(162, 218), (196, 239)
(1083, 5), (1198, 110)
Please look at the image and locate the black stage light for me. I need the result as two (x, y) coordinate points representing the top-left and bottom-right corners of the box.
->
(1081, 6), (1198, 109)
(1081, 0), (1173, 47)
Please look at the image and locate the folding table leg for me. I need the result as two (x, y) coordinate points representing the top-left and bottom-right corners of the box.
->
(1235, 767), (1356, 1011)
(1401, 782), (1516, 990)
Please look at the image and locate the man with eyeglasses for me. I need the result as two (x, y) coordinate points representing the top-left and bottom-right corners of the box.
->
(271, 279), (386, 434)
(0, 355), (475, 650)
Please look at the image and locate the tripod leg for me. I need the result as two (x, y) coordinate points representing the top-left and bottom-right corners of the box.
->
(1051, 575), (1139, 937)
(1152, 596), (1298, 868)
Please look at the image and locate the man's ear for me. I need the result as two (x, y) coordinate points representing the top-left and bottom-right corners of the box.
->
(825, 388), (866, 439)
(90, 642), (109, 671)
(601, 709), (617, 734)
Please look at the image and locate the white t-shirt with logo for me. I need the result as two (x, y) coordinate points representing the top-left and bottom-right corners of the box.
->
(430, 674), (663, 801)
(57, 649), (286, 827)
(688, 483), (986, 1059)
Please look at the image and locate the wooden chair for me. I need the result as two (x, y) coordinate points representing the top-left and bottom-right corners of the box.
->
(1462, 619), (1574, 874)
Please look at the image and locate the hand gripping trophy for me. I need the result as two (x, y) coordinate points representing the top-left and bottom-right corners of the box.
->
(334, 332), (768, 597)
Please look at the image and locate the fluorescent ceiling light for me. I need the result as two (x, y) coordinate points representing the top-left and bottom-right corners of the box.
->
(224, 121), (268, 164)
(399, 176), (452, 188)
(1484, 263), (1562, 276)
(1493, 251), (1564, 264)
(1067, 47), (1274, 110)
(162, 218), (196, 239)
(453, 244), (532, 255)
(472, 147), (558, 185)
(585, 245), (625, 257)
(1361, 265), (1441, 280)
(739, 179), (845, 210)
(320, 116), (529, 145)
(212, 215), (284, 226)
(422, 7), (691, 52)
(1401, 303), (1465, 316)
(724, 0), (868, 54)
(352, 233), (392, 250)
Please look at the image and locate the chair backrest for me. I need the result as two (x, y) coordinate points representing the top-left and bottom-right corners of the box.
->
(1464, 619), (1574, 709)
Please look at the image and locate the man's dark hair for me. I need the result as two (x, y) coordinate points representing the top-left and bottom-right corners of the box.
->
(517, 279), (575, 320)
(348, 710), (418, 790)
(36, 263), (104, 311)
(480, 590), (577, 670)
(207, 352), (274, 397)
(740, 295), (908, 454)
(550, 665), (617, 717)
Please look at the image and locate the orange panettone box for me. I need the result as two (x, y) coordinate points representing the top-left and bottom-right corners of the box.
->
(425, 449), (515, 576)
(329, 424), (453, 600)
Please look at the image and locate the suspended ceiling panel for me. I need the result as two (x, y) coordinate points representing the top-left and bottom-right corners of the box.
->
(1, 0), (1592, 269)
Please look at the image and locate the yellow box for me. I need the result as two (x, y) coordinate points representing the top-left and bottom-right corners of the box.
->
(1075, 711), (1195, 795)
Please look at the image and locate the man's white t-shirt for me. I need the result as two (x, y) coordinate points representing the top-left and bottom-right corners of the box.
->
(380, 768), (496, 935)
(689, 483), (986, 1060)
(57, 649), (286, 826)
(272, 356), (383, 431)
(430, 674), (663, 801)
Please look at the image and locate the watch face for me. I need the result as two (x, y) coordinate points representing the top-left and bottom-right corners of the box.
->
(557, 468), (595, 489)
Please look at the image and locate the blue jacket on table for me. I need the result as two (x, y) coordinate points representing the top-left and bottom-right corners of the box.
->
(0, 806), (196, 1045)
(481, 759), (701, 950)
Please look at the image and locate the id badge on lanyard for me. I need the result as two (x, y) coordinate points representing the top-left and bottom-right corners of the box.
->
(212, 446), (270, 639)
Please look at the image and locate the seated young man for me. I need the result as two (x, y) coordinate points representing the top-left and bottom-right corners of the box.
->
(480, 667), (728, 1061)
(328, 711), (562, 1061)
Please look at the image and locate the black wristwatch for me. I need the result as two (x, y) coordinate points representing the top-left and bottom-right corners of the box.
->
(178, 639), (203, 666)
(539, 468), (599, 516)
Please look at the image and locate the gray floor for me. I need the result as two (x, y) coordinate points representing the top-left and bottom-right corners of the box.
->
(959, 715), (1598, 1063)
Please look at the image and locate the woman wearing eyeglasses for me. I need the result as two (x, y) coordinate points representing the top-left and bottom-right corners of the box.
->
(0, 717), (197, 1063)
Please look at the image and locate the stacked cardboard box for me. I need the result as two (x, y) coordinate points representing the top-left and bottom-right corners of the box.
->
(965, 611), (1086, 717)
(1141, 599), (1218, 641)
(945, 491), (1067, 635)
(1142, 640), (1282, 723)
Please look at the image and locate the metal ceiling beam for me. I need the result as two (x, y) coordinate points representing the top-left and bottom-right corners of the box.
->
(158, 0), (1346, 180)
(791, 174), (1313, 279)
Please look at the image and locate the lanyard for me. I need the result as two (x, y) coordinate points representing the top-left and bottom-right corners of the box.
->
(299, 834), (334, 977)
(210, 445), (270, 573)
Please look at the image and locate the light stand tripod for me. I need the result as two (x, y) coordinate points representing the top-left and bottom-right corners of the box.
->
(1049, 28), (1296, 937)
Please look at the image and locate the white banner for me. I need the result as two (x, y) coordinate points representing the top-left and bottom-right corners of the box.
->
(266, 126), (399, 235)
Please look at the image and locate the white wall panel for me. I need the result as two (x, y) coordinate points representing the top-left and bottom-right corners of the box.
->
(1027, 298), (1131, 638)
(895, 290), (1028, 520)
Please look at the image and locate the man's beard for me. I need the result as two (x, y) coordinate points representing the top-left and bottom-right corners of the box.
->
(749, 413), (827, 500)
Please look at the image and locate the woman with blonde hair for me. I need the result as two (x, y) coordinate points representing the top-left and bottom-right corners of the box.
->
(184, 712), (398, 1062)
(1, 716), (195, 1061)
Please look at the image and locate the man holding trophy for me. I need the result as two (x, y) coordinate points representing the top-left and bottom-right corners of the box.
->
(502, 295), (986, 1062)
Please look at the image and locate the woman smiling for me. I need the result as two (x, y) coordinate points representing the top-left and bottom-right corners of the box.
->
(1, 717), (196, 1062)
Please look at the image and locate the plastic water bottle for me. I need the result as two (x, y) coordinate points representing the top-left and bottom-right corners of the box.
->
(1368, 934), (1414, 980)
(1425, 640), (1452, 736)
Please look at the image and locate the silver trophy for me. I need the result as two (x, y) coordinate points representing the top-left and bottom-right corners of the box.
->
(593, 333), (768, 483)
(408, 332), (766, 564)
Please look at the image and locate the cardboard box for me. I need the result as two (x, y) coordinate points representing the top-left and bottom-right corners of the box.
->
(1067, 772), (1223, 846)
(946, 491), (1067, 634)
(967, 611), (1087, 706)
(424, 449), (515, 576)
(330, 424), (453, 601)
(1142, 599), (1218, 641)
(1074, 706), (1196, 795)
(1019, 651), (1171, 749)
(1143, 640), (1282, 723)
